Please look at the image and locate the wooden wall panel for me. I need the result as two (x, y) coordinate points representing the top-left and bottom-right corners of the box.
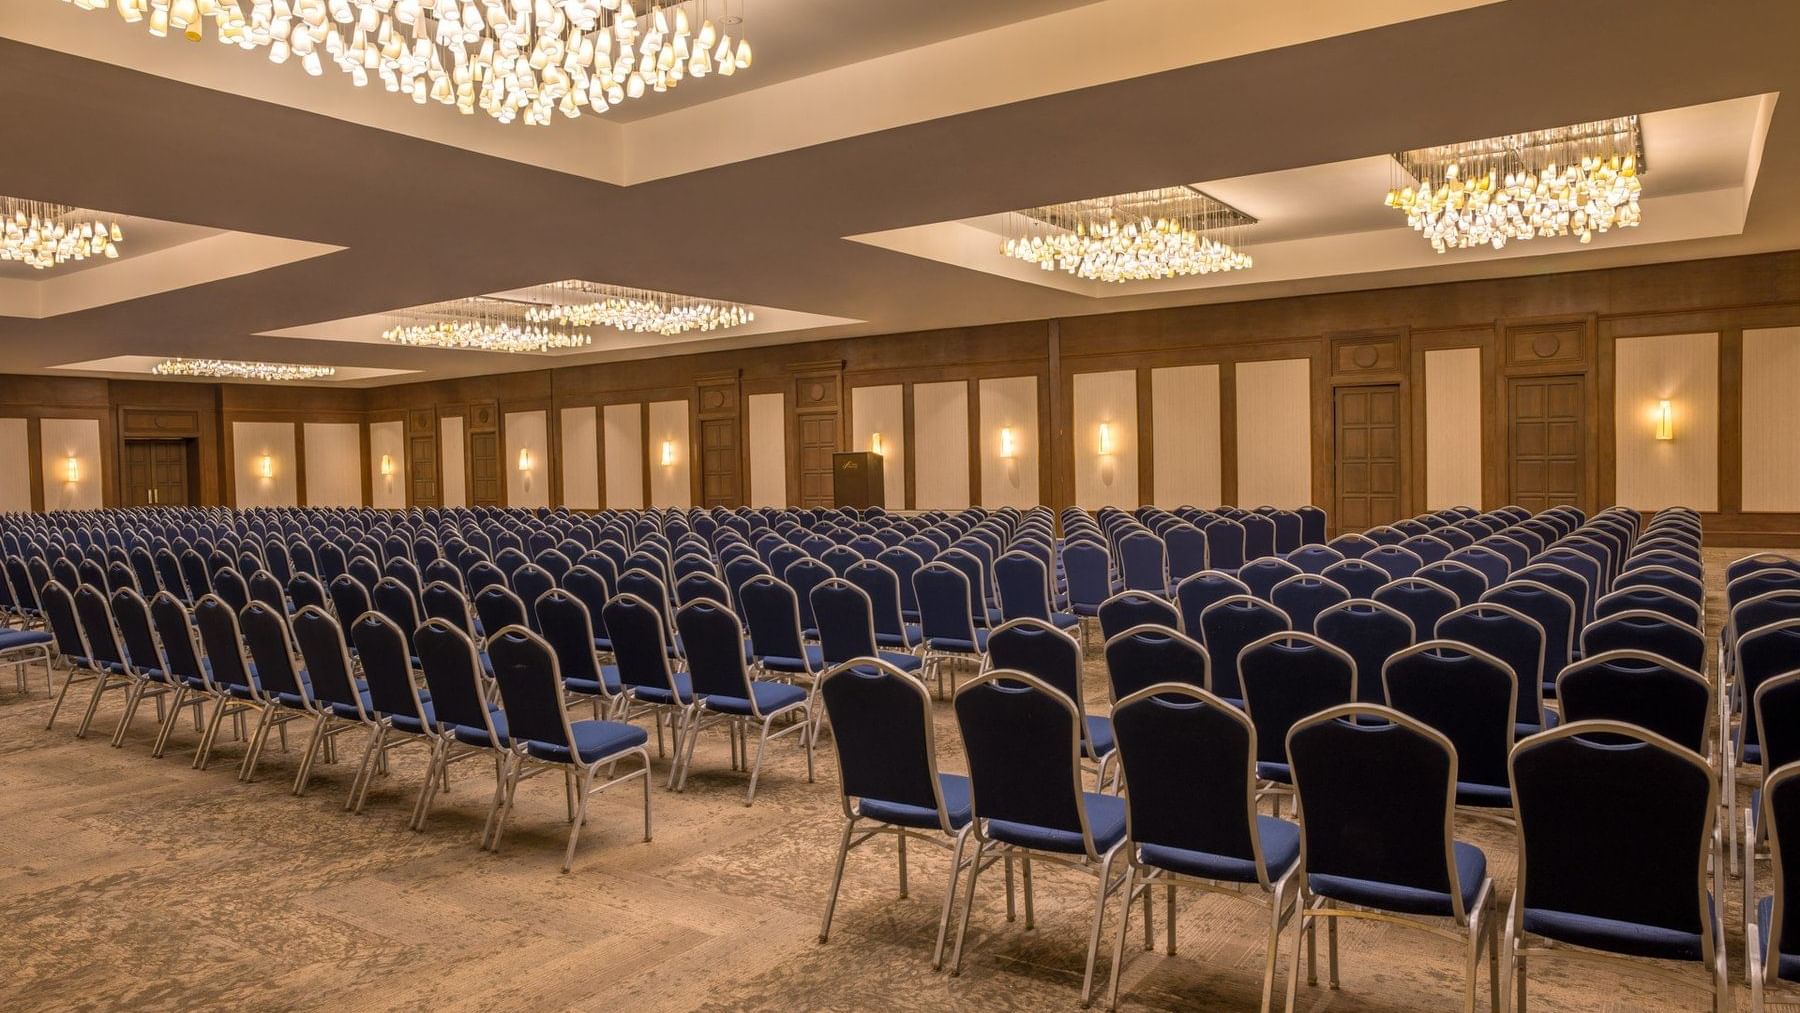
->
(1150, 364), (1222, 507)
(849, 384), (905, 507)
(1614, 332), (1719, 511)
(978, 376), (1038, 509)
(1235, 358), (1312, 508)
(912, 381), (970, 510)
(746, 392), (787, 508)
(1072, 370), (1137, 510)
(1424, 347), (1483, 509)
(1744, 327), (1800, 512)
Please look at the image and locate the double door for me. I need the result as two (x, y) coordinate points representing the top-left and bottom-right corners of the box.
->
(124, 440), (191, 506)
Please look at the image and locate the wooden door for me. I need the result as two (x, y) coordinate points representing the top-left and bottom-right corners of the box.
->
(123, 441), (155, 506)
(798, 415), (838, 508)
(469, 432), (500, 506)
(1334, 384), (1402, 532)
(699, 418), (739, 508)
(1508, 375), (1584, 511)
(124, 440), (189, 505)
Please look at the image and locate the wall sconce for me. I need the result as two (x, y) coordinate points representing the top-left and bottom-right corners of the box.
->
(1654, 399), (1674, 441)
(380, 454), (395, 477)
(259, 454), (274, 479)
(999, 426), (1018, 460)
(1097, 422), (1115, 456)
(517, 448), (533, 473)
(660, 440), (676, 467)
(64, 454), (79, 484)
(870, 432), (884, 457)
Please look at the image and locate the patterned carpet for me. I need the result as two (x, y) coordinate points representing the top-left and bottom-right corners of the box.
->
(0, 547), (1783, 1011)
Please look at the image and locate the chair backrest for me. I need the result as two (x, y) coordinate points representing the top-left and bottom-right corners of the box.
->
(1314, 598), (1416, 706)
(602, 592), (680, 695)
(1269, 574), (1350, 632)
(535, 588), (609, 692)
(1615, 564), (1704, 606)
(1596, 585), (1703, 629)
(109, 587), (161, 675)
(676, 599), (760, 703)
(1319, 558), (1388, 599)
(510, 564), (557, 630)
(1762, 760), (1800, 965)
(783, 557), (833, 632)
(290, 605), (363, 715)
(1382, 641), (1515, 789)
(1436, 602), (1546, 727)
(914, 562), (979, 646)
(1558, 650), (1711, 756)
(954, 670), (1099, 858)
(241, 601), (307, 702)
(1198, 595), (1290, 702)
(1288, 705), (1470, 920)
(72, 582), (125, 667)
(1510, 722), (1714, 944)
(1580, 610), (1705, 673)
(674, 570), (731, 609)
(486, 626), (577, 752)
(1240, 513), (1276, 561)
(986, 618), (1082, 705)
(819, 659), (955, 832)
(1481, 579), (1577, 681)
(1203, 517), (1246, 571)
(1414, 560), (1487, 607)
(148, 590), (205, 684)
(350, 612), (429, 722)
(1363, 544), (1423, 580)
(812, 578), (880, 666)
(473, 583), (529, 641)
(844, 559), (908, 640)
(1102, 624), (1210, 702)
(739, 574), (808, 664)
(1287, 544), (1344, 575)
(994, 551), (1056, 622)
(1112, 683), (1276, 886)
(1372, 578), (1459, 637)
(1741, 618), (1800, 758)
(1239, 632), (1355, 766)
(1164, 523), (1209, 580)
(1237, 557), (1302, 601)
(192, 594), (255, 691)
(1118, 531), (1169, 595)
(1174, 571), (1250, 633)
(1326, 532), (1376, 559)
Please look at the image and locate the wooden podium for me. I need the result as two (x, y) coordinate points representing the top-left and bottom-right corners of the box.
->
(832, 452), (886, 509)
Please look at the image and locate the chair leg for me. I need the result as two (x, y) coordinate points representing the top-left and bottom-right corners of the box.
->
(1324, 903), (1337, 988)
(1166, 883), (1177, 955)
(1106, 864), (1138, 1010)
(480, 752), (509, 850)
(744, 713), (779, 806)
(44, 663), (84, 731)
(1284, 897), (1312, 1013)
(1022, 855), (1034, 929)
(239, 708), (276, 782)
(109, 682), (144, 747)
(1260, 882), (1289, 1013)
(292, 716), (330, 796)
(819, 817), (855, 944)
(561, 766), (593, 873)
(194, 698), (231, 770)
(346, 724), (385, 813)
(1080, 848), (1120, 1007)
(489, 753), (524, 854)
(75, 673), (114, 739)
(639, 748), (653, 842)
(933, 826), (972, 971)
(150, 686), (188, 758)
(897, 830), (910, 898)
(412, 737), (447, 831)
(950, 837), (989, 977)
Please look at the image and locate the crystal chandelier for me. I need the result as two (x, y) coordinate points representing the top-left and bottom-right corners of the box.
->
(525, 281), (754, 335)
(1, 198), (124, 270)
(153, 357), (337, 381)
(59, 0), (754, 127)
(1386, 116), (1644, 253)
(1002, 186), (1254, 283)
(381, 297), (591, 352)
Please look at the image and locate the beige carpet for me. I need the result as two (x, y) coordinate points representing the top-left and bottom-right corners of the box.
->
(0, 547), (1784, 1011)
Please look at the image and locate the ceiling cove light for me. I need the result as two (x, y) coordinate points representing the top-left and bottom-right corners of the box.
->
(153, 357), (338, 381)
(59, 0), (755, 127)
(381, 297), (591, 353)
(1, 197), (123, 270)
(1001, 186), (1254, 284)
(1386, 115), (1644, 254)
(524, 280), (754, 336)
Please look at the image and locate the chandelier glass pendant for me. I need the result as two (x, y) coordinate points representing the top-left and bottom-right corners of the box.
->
(525, 281), (754, 335)
(381, 297), (591, 352)
(1, 198), (124, 270)
(1386, 116), (1644, 253)
(60, 0), (754, 127)
(153, 357), (337, 381)
(1001, 186), (1254, 283)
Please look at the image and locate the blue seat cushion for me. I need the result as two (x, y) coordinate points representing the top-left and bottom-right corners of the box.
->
(1071, 602), (1102, 618)
(858, 772), (972, 831)
(1527, 899), (1711, 963)
(630, 670), (695, 706)
(877, 651), (923, 673)
(525, 719), (650, 764)
(1256, 760), (1292, 785)
(1757, 896), (1800, 982)
(986, 791), (1127, 855)
(566, 664), (622, 697)
(927, 630), (990, 654)
(0, 629), (52, 650)
(1515, 710), (1561, 738)
(385, 698), (436, 734)
(453, 705), (510, 748)
(1455, 781), (1512, 808)
(1309, 840), (1487, 917)
(1084, 715), (1116, 759)
(760, 644), (825, 674)
(875, 625), (924, 650)
(1139, 814), (1300, 884)
(1050, 612), (1082, 631)
(704, 680), (808, 716)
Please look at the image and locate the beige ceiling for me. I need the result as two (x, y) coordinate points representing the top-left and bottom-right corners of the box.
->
(0, 0), (1795, 388)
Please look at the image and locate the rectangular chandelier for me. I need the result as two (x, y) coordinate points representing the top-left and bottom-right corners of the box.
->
(1003, 185), (1256, 283)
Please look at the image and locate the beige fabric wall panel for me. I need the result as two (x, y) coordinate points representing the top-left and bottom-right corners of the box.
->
(560, 406), (600, 510)
(231, 420), (297, 509)
(912, 381), (970, 510)
(40, 417), (103, 512)
(978, 376), (1039, 509)
(603, 403), (644, 509)
(0, 419), (29, 511)
(1073, 369), (1138, 509)
(850, 384), (905, 507)
(647, 399), (693, 508)
(1235, 358), (1312, 508)
(1614, 332), (1719, 511)
(1424, 347), (1483, 510)
(1151, 364), (1222, 507)
(364, 421), (404, 508)
(300, 422), (362, 506)
(747, 392), (788, 508)
(439, 415), (466, 508)
(504, 410), (550, 509)
(1745, 327), (1800, 512)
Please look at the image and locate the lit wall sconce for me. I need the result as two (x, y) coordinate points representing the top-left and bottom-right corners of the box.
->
(258, 454), (274, 479)
(1097, 422), (1115, 456)
(517, 448), (533, 473)
(660, 440), (676, 467)
(870, 432), (884, 457)
(380, 454), (395, 477)
(1654, 399), (1674, 441)
(999, 426), (1017, 460)
(64, 454), (79, 484)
